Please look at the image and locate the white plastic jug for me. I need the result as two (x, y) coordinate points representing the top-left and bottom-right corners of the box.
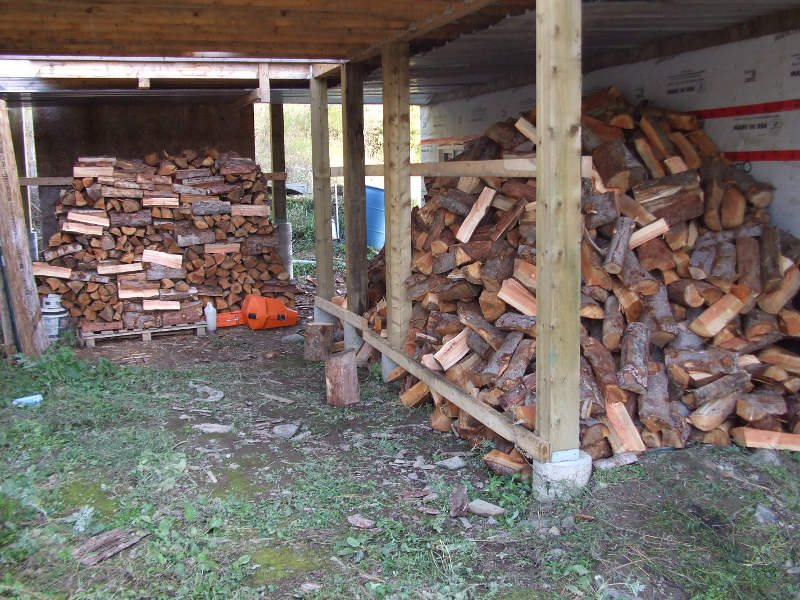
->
(41, 294), (68, 340)
(204, 302), (217, 334)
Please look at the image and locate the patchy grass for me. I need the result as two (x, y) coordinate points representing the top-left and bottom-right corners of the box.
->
(2, 345), (800, 599)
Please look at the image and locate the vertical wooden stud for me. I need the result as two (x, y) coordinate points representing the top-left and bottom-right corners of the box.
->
(342, 62), (368, 316)
(0, 100), (48, 356)
(535, 0), (582, 459)
(381, 42), (412, 373)
(270, 102), (292, 277)
(310, 77), (334, 303)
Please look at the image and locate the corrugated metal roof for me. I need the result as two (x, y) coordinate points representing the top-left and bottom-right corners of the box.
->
(377, 0), (800, 104)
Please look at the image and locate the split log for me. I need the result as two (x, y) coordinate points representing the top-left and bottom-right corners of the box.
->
(304, 322), (333, 361)
(617, 321), (650, 394)
(326, 351), (360, 406)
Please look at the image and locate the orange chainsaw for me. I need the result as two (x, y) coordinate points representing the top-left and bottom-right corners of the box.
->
(216, 294), (298, 329)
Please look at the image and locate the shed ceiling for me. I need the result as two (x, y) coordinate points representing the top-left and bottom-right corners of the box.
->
(2, 1), (800, 106)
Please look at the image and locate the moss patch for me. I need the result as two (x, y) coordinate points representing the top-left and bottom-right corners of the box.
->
(60, 479), (118, 516)
(249, 545), (326, 585)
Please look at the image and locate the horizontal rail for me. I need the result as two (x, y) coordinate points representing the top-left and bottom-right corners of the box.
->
(330, 158), (537, 179)
(314, 296), (550, 463)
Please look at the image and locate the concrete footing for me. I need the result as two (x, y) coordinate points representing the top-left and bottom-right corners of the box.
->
(277, 220), (293, 279)
(531, 450), (592, 501)
(343, 322), (362, 351)
(381, 354), (399, 381)
(313, 306), (336, 324)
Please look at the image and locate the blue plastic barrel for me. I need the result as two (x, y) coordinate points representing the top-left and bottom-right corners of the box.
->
(365, 185), (385, 249)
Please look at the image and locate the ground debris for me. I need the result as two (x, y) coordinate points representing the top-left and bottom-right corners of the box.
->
(193, 423), (233, 434)
(449, 483), (469, 517)
(71, 528), (149, 566)
(188, 381), (224, 402)
(467, 499), (504, 517)
(347, 514), (375, 529)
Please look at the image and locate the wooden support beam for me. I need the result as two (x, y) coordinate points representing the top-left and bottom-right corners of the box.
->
(330, 158), (537, 179)
(270, 103), (287, 222)
(342, 62), (368, 315)
(382, 42), (412, 354)
(315, 296), (550, 462)
(0, 100), (48, 356)
(0, 260), (17, 356)
(535, 0), (582, 456)
(19, 176), (72, 186)
(311, 76), (334, 301)
(257, 64), (270, 103)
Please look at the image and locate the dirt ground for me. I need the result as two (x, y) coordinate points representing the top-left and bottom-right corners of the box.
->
(2, 321), (800, 599)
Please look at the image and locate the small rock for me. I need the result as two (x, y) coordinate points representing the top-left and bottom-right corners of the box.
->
(273, 424), (299, 439)
(347, 514), (375, 528)
(788, 567), (800, 576)
(751, 449), (782, 467)
(561, 515), (576, 531)
(449, 483), (469, 517)
(486, 516), (499, 526)
(755, 504), (779, 525)
(547, 548), (564, 559)
(299, 582), (321, 594)
(407, 473), (419, 481)
(547, 526), (561, 536)
(593, 452), (638, 470)
(193, 423), (233, 434)
(188, 382), (224, 403)
(474, 481), (484, 489)
(458, 516), (472, 530)
(229, 463), (239, 470)
(422, 493), (439, 504)
(467, 499), (504, 517)
(281, 333), (305, 344)
(437, 456), (468, 471)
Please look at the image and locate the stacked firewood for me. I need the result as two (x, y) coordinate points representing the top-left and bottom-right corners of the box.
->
(33, 149), (295, 333)
(361, 86), (800, 475)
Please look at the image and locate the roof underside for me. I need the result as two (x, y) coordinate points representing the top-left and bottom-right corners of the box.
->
(2, 1), (800, 106)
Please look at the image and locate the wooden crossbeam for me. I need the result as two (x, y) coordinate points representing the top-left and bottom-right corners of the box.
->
(315, 296), (550, 463)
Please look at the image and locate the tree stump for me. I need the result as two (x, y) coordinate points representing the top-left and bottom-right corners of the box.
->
(325, 350), (360, 406)
(304, 322), (333, 361)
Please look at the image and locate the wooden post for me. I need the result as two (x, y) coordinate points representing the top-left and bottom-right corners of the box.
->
(270, 102), (292, 278)
(310, 77), (334, 309)
(381, 42), (411, 379)
(0, 261), (18, 356)
(0, 100), (48, 356)
(535, 0), (582, 459)
(342, 62), (368, 316)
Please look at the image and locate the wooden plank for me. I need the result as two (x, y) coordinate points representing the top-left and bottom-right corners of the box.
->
(330, 159), (538, 178)
(142, 300), (181, 311)
(0, 100), (48, 355)
(97, 261), (142, 275)
(32, 262), (72, 278)
(514, 116), (537, 144)
(231, 204), (269, 217)
(19, 176), (72, 186)
(141, 249), (183, 269)
(73, 165), (113, 178)
(535, 0), (582, 455)
(362, 327), (549, 462)
(62, 221), (103, 236)
(315, 294), (548, 462)
(67, 210), (110, 227)
(342, 61), (369, 315)
(204, 243), (240, 254)
(310, 76), (334, 301)
(0, 251), (17, 355)
(382, 42), (412, 353)
(142, 197), (179, 207)
(731, 427), (800, 451)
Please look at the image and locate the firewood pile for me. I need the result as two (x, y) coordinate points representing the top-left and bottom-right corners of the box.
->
(360, 86), (800, 475)
(33, 149), (295, 333)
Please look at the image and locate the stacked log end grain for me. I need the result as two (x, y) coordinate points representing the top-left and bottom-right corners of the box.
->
(34, 149), (295, 334)
(359, 85), (800, 477)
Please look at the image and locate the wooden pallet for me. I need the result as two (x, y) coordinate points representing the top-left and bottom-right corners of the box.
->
(79, 322), (206, 347)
